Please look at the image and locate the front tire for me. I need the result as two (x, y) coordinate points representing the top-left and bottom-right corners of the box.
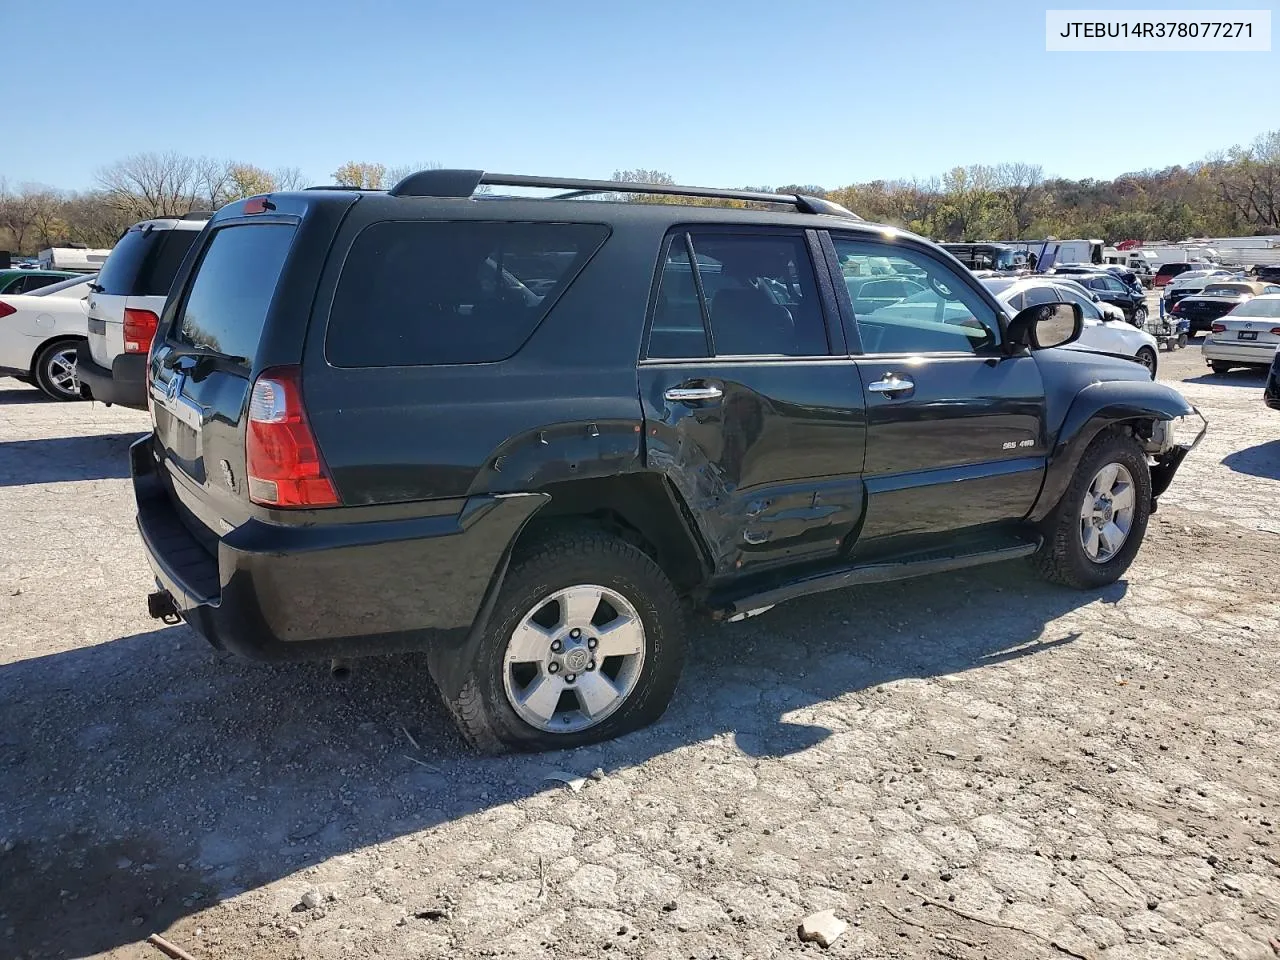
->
(33, 338), (86, 401)
(435, 527), (686, 752)
(1133, 305), (1148, 326)
(1032, 428), (1152, 589)
(1135, 346), (1157, 378)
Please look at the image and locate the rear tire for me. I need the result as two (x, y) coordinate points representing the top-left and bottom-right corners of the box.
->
(1032, 428), (1151, 590)
(32, 338), (86, 401)
(1210, 361), (1232, 375)
(434, 527), (686, 753)
(1133, 305), (1148, 326)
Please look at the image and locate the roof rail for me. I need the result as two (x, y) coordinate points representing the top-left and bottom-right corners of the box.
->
(386, 169), (860, 219)
(303, 185), (368, 191)
(180, 211), (215, 220)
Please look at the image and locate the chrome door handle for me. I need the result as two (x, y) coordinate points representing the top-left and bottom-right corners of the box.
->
(664, 385), (723, 403)
(867, 375), (914, 394)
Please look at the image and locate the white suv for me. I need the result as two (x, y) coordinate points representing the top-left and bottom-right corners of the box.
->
(77, 213), (210, 407)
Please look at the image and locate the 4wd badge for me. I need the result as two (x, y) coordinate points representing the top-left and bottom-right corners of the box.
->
(219, 459), (237, 492)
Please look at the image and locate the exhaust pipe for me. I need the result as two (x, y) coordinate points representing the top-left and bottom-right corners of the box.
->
(330, 658), (352, 681)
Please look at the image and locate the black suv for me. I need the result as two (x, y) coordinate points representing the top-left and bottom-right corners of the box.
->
(132, 171), (1204, 751)
(1053, 270), (1148, 325)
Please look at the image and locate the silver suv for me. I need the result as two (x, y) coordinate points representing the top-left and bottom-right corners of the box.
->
(77, 213), (209, 407)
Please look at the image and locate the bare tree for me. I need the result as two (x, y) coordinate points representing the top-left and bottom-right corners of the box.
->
(384, 161), (441, 186)
(97, 152), (205, 219)
(273, 166), (309, 191)
(992, 162), (1045, 237)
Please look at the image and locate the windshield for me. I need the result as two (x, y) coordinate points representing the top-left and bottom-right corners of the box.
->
(28, 274), (96, 297)
(1229, 298), (1280, 318)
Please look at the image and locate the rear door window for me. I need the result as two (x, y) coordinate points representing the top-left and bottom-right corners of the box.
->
(327, 220), (609, 367)
(646, 231), (829, 358)
(173, 224), (296, 363)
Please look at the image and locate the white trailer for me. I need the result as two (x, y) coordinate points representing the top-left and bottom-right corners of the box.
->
(1001, 239), (1105, 270)
(37, 246), (112, 272)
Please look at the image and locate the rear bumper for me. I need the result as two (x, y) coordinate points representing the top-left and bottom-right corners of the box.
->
(1201, 341), (1280, 365)
(77, 342), (147, 408)
(131, 437), (549, 662)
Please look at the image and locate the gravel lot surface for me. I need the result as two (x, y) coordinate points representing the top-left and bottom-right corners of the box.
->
(2, 337), (1278, 960)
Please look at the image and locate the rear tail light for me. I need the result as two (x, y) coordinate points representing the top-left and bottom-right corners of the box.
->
(245, 365), (340, 508)
(1170, 301), (1183, 313)
(122, 308), (159, 354)
(0, 302), (16, 319)
(1271, 327), (1280, 336)
(1211, 323), (1226, 333)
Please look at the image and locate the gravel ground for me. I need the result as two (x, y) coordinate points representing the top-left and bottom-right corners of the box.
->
(1, 337), (1278, 960)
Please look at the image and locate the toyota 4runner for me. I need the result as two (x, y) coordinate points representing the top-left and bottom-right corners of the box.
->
(133, 170), (1205, 752)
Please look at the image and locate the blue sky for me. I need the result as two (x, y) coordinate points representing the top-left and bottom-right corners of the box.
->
(3, 0), (1275, 191)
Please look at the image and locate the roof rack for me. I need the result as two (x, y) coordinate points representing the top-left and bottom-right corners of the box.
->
(386, 169), (860, 219)
(304, 184), (369, 191)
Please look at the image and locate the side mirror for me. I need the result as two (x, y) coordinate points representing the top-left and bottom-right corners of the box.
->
(1007, 302), (1083, 351)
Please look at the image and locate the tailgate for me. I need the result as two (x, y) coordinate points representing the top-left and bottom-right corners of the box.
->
(150, 222), (298, 540)
(86, 293), (126, 366)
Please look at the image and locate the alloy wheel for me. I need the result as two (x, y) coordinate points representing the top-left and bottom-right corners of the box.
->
(1079, 463), (1136, 563)
(502, 584), (646, 733)
(44, 347), (80, 398)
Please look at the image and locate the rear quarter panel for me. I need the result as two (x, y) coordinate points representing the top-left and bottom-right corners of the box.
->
(301, 199), (660, 506)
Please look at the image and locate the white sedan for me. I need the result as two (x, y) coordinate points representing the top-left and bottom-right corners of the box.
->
(0, 273), (95, 400)
(981, 276), (1160, 376)
(1201, 294), (1280, 375)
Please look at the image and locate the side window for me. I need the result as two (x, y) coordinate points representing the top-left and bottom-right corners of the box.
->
(328, 220), (609, 367)
(1022, 285), (1061, 307)
(833, 237), (1001, 355)
(646, 231), (829, 359)
(648, 237), (710, 359)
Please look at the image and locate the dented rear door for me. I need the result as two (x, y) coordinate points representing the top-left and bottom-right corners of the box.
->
(637, 227), (866, 580)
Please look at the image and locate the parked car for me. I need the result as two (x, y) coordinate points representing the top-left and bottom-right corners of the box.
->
(132, 171), (1204, 752)
(1172, 280), (1280, 333)
(1201, 294), (1280, 375)
(1153, 262), (1201, 288)
(77, 213), (210, 408)
(0, 268), (79, 295)
(1163, 269), (1236, 308)
(0, 273), (96, 400)
(1254, 264), (1280, 284)
(983, 276), (1159, 375)
(1062, 271), (1148, 325)
(1264, 340), (1280, 409)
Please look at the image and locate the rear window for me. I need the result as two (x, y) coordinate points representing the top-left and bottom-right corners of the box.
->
(96, 226), (202, 297)
(1231, 298), (1280, 318)
(326, 220), (609, 367)
(174, 224), (296, 362)
(1156, 263), (1189, 277)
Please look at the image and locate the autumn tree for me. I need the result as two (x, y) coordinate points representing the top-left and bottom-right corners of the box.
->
(331, 161), (386, 189)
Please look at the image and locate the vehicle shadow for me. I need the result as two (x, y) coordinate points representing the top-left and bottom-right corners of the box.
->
(1183, 370), (1267, 387)
(0, 562), (1122, 958)
(1222, 439), (1280, 480)
(0, 433), (143, 486)
(0, 383), (44, 405)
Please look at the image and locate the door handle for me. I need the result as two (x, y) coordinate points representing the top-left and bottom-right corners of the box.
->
(664, 385), (723, 403)
(867, 374), (914, 395)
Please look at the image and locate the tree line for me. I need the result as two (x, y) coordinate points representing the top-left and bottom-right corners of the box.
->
(2, 130), (1277, 255)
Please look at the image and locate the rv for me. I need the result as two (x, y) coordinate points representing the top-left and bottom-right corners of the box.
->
(37, 245), (112, 273)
